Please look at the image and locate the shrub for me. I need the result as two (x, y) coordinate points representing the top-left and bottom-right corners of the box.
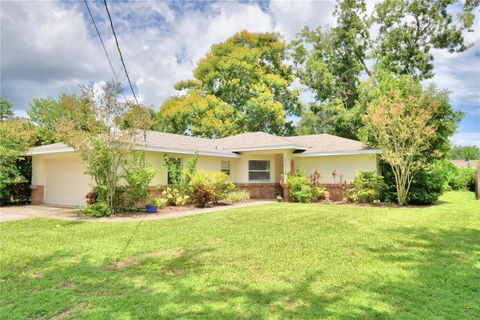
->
(82, 201), (110, 217)
(123, 156), (157, 208)
(287, 170), (312, 203)
(191, 170), (236, 203)
(346, 171), (386, 203)
(163, 154), (198, 196)
(161, 187), (181, 206)
(225, 190), (250, 203)
(311, 185), (326, 201)
(447, 165), (475, 191)
(382, 160), (449, 205)
(191, 184), (214, 207)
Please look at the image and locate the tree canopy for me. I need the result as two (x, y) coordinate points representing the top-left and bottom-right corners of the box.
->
(293, 0), (477, 138)
(155, 30), (301, 137)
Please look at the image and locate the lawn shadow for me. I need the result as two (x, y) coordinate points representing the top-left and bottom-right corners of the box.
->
(359, 227), (480, 319)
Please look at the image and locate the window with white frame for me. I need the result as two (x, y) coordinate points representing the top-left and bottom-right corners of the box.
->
(248, 160), (270, 181)
(221, 161), (231, 176)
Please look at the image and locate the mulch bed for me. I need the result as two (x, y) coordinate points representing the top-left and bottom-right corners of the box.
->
(115, 200), (256, 217)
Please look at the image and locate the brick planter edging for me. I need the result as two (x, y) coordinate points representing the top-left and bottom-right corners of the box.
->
(320, 183), (349, 202)
(236, 183), (282, 199)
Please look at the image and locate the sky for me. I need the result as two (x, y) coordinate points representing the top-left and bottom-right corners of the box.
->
(1, 0), (479, 146)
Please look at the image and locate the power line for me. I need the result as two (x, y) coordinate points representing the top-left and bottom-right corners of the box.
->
(103, 0), (140, 106)
(83, 0), (127, 102)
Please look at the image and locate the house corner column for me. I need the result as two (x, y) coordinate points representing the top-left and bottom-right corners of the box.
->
(31, 185), (44, 205)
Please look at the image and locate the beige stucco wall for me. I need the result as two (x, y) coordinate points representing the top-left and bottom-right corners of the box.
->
(293, 154), (378, 183)
(144, 152), (239, 185)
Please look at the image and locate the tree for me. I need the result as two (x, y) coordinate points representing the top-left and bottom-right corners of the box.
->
(153, 90), (241, 138)
(56, 81), (153, 214)
(156, 31), (301, 136)
(295, 100), (360, 139)
(0, 97), (14, 122)
(360, 77), (442, 205)
(28, 94), (91, 144)
(0, 117), (38, 205)
(373, 0), (477, 79)
(293, 0), (477, 137)
(290, 0), (370, 111)
(450, 145), (480, 160)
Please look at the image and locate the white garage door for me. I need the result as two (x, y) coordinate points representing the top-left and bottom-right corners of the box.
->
(44, 156), (91, 206)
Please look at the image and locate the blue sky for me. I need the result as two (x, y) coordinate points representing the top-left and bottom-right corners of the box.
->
(0, 0), (478, 145)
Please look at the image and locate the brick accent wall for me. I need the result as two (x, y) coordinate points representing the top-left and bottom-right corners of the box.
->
(320, 183), (349, 202)
(236, 183), (282, 199)
(31, 185), (44, 205)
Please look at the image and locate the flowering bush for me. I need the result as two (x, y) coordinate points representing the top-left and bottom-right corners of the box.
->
(191, 184), (214, 207)
(191, 170), (236, 203)
(225, 190), (250, 203)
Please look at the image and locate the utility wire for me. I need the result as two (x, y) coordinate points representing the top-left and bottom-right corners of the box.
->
(103, 0), (140, 106)
(83, 0), (127, 102)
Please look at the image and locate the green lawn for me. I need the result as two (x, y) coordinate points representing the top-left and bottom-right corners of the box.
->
(1, 192), (479, 319)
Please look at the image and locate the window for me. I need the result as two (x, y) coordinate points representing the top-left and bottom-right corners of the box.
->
(167, 158), (182, 185)
(221, 161), (231, 176)
(248, 160), (270, 181)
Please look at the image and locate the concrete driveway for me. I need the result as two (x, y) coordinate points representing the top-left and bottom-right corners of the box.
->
(0, 201), (272, 223)
(0, 205), (80, 222)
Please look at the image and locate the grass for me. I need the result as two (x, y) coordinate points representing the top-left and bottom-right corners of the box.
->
(0, 191), (479, 319)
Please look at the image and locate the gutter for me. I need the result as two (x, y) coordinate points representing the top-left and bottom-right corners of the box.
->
(294, 149), (382, 157)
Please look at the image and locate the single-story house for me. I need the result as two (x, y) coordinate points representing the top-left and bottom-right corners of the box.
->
(26, 131), (380, 206)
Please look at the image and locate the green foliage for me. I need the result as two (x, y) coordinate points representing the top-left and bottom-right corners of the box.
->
(290, 0), (369, 110)
(287, 170), (313, 203)
(28, 94), (92, 144)
(382, 160), (449, 205)
(346, 171), (386, 203)
(163, 154), (198, 196)
(191, 170), (236, 203)
(295, 100), (360, 139)
(446, 165), (476, 191)
(292, 0), (474, 139)
(225, 190), (251, 203)
(82, 201), (110, 218)
(0, 97), (14, 121)
(450, 145), (480, 160)
(156, 31), (301, 136)
(123, 154), (157, 209)
(373, 0), (477, 79)
(0, 117), (38, 205)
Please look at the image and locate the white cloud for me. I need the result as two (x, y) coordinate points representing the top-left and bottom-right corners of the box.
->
(451, 132), (480, 147)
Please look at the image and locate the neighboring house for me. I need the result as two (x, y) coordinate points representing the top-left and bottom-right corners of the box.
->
(451, 160), (479, 168)
(26, 131), (380, 206)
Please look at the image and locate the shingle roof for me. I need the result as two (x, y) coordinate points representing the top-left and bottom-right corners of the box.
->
(26, 131), (379, 156)
(284, 134), (373, 155)
(215, 132), (307, 151)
